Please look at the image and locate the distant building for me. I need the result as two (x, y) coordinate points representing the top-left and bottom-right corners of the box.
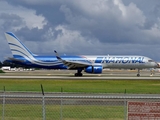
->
(1, 66), (11, 71)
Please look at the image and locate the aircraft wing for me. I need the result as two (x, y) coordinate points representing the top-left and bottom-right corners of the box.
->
(54, 50), (92, 69)
(61, 60), (92, 69)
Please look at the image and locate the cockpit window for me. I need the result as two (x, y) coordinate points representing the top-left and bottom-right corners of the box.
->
(148, 60), (154, 62)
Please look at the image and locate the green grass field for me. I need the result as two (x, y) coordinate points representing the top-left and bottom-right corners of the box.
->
(0, 70), (5, 73)
(0, 79), (160, 94)
(0, 104), (124, 120)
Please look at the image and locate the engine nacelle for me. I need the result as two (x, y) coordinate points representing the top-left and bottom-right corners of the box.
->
(84, 66), (103, 74)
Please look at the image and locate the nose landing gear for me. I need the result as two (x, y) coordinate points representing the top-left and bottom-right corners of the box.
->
(137, 69), (140, 77)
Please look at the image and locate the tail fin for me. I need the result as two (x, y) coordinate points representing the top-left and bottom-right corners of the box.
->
(5, 32), (35, 59)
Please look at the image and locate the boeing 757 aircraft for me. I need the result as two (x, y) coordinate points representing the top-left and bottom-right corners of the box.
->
(4, 32), (158, 77)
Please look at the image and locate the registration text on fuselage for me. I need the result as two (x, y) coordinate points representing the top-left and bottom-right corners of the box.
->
(95, 56), (145, 64)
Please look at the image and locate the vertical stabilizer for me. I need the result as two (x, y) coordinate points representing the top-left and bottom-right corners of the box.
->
(5, 32), (34, 59)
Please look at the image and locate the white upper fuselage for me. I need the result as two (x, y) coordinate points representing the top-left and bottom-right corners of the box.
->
(80, 55), (157, 69)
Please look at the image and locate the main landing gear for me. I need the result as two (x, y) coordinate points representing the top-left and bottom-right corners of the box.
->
(74, 69), (83, 76)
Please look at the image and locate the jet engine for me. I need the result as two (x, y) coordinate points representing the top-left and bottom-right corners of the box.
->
(84, 66), (103, 74)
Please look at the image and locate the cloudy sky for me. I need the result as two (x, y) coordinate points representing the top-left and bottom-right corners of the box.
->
(0, 0), (160, 62)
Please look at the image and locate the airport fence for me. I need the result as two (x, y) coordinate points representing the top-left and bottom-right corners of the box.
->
(0, 92), (160, 120)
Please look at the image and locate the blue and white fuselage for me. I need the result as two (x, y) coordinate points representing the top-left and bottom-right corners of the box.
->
(5, 32), (158, 76)
(12, 55), (154, 69)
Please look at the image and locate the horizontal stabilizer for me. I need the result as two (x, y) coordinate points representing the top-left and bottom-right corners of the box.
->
(7, 57), (25, 63)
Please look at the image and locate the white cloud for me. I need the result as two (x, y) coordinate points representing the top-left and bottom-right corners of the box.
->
(46, 25), (100, 53)
(30, 25), (103, 55)
(114, 0), (145, 26)
(63, 0), (145, 26)
(143, 21), (160, 39)
(1, 0), (160, 61)
(0, 1), (46, 30)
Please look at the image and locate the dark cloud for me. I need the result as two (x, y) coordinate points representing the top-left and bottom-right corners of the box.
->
(0, 13), (25, 31)
(4, 0), (156, 44)
(0, 0), (160, 61)
(5, 0), (66, 27)
(123, 0), (160, 29)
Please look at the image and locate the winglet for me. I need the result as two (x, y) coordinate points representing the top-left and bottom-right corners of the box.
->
(54, 50), (62, 61)
(54, 50), (57, 53)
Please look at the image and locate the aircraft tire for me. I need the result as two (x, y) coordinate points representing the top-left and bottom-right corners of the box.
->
(137, 74), (140, 77)
(79, 73), (83, 76)
(75, 73), (83, 77)
(75, 73), (78, 76)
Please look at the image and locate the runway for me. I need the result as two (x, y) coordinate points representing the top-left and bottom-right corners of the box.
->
(0, 69), (160, 79)
(0, 75), (160, 79)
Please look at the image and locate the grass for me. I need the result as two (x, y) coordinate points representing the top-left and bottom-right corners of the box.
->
(0, 79), (160, 94)
(0, 104), (124, 120)
(0, 70), (5, 73)
(0, 78), (159, 120)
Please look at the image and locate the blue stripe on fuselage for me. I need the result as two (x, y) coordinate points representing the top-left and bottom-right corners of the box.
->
(11, 55), (91, 68)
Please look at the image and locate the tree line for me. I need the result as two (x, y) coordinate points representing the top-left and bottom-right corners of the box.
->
(0, 60), (29, 68)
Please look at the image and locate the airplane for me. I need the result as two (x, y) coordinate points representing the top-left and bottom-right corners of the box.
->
(4, 32), (158, 77)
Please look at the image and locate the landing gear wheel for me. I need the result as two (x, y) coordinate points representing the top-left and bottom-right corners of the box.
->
(75, 69), (83, 77)
(75, 73), (78, 76)
(137, 69), (140, 77)
(79, 73), (83, 76)
(137, 74), (140, 77)
(74, 73), (83, 77)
